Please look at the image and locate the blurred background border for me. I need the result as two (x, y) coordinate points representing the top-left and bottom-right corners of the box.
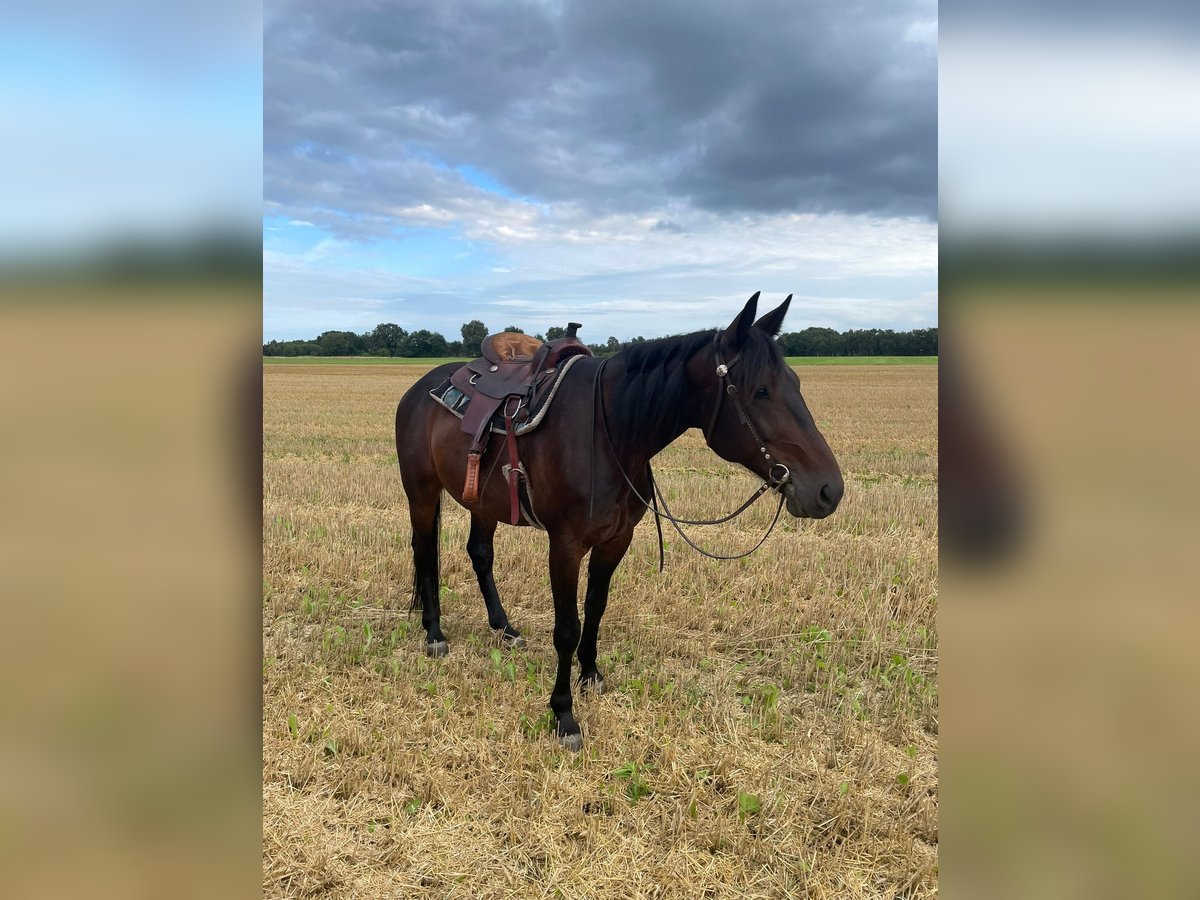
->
(2, 1), (1199, 897)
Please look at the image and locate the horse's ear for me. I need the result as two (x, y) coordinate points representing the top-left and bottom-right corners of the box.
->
(723, 291), (760, 349)
(753, 294), (792, 338)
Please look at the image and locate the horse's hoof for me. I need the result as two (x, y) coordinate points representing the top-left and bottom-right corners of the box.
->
(425, 640), (449, 658)
(500, 630), (525, 649)
(558, 732), (583, 752)
(580, 675), (606, 695)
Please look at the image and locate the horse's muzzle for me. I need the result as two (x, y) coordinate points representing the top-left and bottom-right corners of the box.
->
(782, 477), (842, 519)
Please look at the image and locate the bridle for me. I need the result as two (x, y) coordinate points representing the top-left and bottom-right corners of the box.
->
(594, 332), (794, 565)
(704, 333), (792, 487)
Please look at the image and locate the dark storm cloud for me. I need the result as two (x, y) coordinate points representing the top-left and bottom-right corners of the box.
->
(942, 0), (1200, 31)
(266, 0), (936, 235)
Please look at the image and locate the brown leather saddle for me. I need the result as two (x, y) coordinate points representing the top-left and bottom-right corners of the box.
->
(430, 324), (592, 525)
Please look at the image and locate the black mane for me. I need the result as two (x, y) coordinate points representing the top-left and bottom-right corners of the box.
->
(610, 326), (785, 446)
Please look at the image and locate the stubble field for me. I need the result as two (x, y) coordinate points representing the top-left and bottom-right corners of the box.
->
(263, 362), (938, 899)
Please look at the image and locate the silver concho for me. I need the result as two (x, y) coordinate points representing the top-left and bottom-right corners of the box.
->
(716, 364), (728, 376)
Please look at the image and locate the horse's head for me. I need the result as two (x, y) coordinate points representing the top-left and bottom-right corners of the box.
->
(695, 293), (845, 519)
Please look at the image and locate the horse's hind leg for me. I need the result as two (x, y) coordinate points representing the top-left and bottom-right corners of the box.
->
(408, 488), (448, 656)
(577, 531), (633, 695)
(466, 513), (524, 648)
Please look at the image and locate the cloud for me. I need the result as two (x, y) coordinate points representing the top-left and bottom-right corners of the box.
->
(651, 219), (685, 234)
(941, 29), (1200, 237)
(266, 0), (936, 238)
(264, 0), (937, 340)
(263, 208), (936, 340)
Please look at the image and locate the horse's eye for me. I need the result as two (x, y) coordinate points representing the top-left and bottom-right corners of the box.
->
(754, 386), (769, 400)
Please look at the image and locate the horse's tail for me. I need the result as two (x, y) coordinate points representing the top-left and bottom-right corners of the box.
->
(409, 492), (442, 611)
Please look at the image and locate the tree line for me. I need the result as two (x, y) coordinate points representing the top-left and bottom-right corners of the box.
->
(263, 320), (937, 358)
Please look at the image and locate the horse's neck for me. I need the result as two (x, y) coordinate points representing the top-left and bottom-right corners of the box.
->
(600, 348), (703, 467)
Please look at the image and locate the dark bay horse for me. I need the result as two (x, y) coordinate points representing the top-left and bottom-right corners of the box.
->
(395, 293), (844, 750)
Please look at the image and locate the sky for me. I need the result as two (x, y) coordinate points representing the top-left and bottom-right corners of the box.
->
(2, 4), (260, 258)
(264, 0), (938, 343)
(941, 21), (1200, 244)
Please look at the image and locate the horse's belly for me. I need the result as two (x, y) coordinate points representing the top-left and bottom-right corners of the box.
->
(434, 409), (597, 527)
(426, 412), (529, 524)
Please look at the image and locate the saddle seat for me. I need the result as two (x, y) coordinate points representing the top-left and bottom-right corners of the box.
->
(481, 331), (542, 364)
(429, 325), (592, 525)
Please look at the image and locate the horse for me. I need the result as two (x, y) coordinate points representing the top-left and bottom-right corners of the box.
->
(394, 293), (844, 750)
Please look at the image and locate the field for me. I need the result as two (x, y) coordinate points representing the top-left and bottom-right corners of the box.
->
(263, 355), (936, 367)
(263, 356), (473, 366)
(263, 362), (938, 898)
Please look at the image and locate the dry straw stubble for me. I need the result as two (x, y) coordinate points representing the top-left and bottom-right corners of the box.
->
(263, 362), (937, 899)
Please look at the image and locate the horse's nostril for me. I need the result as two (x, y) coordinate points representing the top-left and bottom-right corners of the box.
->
(819, 481), (842, 508)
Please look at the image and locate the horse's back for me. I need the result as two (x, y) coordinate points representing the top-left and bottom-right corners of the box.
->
(398, 362), (461, 410)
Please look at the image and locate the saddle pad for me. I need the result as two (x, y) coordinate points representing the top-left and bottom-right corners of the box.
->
(429, 352), (586, 437)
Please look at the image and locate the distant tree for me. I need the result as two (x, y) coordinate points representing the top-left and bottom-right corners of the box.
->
(503, 325), (524, 333)
(775, 326), (938, 357)
(264, 338), (320, 356)
(315, 330), (361, 356)
(842, 329), (877, 356)
(460, 320), (488, 354)
(913, 327), (938, 355)
(369, 323), (408, 356)
(265, 323), (936, 360)
(404, 329), (449, 357)
(779, 327), (840, 356)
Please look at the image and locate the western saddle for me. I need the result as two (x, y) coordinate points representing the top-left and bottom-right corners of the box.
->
(431, 324), (592, 525)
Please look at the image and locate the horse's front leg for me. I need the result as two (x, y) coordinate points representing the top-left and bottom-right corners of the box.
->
(547, 533), (586, 751)
(577, 531), (634, 695)
(466, 513), (524, 647)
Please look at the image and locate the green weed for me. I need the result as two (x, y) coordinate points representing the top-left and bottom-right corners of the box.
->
(611, 762), (653, 804)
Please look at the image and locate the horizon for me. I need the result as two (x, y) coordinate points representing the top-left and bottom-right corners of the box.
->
(263, 318), (939, 348)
